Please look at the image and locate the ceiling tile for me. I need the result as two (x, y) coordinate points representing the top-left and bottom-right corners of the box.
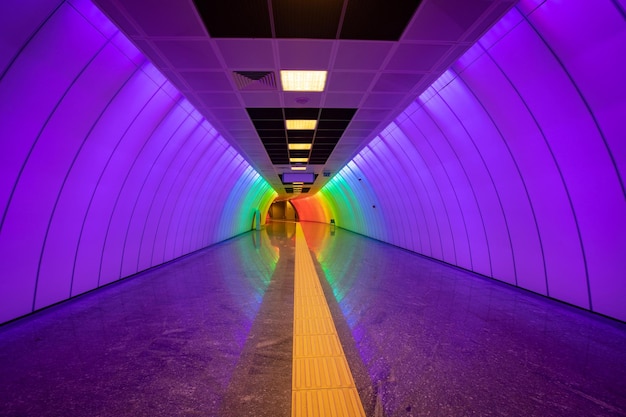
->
(327, 72), (376, 92)
(372, 73), (424, 92)
(222, 120), (254, 130)
(215, 39), (275, 69)
(333, 41), (394, 70)
(323, 93), (363, 107)
(241, 92), (281, 107)
(361, 93), (405, 108)
(180, 71), (233, 91)
(283, 92), (322, 108)
(277, 40), (333, 69)
(386, 43), (451, 71)
(198, 92), (241, 107)
(153, 40), (221, 69)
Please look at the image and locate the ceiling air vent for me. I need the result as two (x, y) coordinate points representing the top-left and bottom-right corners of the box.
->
(233, 71), (276, 91)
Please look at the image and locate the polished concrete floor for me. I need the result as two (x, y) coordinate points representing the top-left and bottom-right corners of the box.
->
(1, 221), (625, 416)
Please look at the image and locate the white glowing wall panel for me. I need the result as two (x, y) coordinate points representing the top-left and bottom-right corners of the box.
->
(294, 0), (626, 321)
(0, 0), (276, 323)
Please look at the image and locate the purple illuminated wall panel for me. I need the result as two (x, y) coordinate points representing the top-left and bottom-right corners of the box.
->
(0, 0), (276, 324)
(300, 0), (626, 321)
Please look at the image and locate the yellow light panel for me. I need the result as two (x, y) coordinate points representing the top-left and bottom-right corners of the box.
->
(288, 143), (312, 150)
(291, 166), (307, 171)
(280, 70), (327, 92)
(286, 120), (317, 130)
(292, 182), (304, 185)
(290, 158), (309, 163)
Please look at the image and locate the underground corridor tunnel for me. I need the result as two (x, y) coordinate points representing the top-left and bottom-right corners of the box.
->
(1, 0), (625, 416)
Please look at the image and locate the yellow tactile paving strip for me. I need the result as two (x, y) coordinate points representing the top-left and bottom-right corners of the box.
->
(292, 224), (366, 417)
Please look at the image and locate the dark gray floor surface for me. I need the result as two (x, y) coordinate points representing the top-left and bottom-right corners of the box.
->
(1, 221), (625, 416)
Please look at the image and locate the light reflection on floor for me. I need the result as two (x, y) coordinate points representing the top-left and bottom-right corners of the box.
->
(0, 221), (625, 417)
(0, 227), (281, 417)
(301, 221), (626, 417)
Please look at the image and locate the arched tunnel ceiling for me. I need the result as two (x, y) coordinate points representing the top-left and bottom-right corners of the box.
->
(91, 0), (517, 198)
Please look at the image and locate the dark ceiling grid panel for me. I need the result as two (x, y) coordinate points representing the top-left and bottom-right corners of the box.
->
(194, 0), (421, 41)
(283, 187), (311, 194)
(193, 0), (272, 38)
(310, 108), (356, 164)
(247, 108), (356, 167)
(339, 0), (422, 40)
(272, 0), (343, 39)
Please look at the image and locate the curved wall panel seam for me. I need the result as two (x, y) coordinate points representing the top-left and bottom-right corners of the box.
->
(0, 1), (64, 83)
(14, 39), (112, 310)
(612, 0), (626, 18)
(381, 128), (436, 255)
(0, 38), (109, 237)
(214, 165), (256, 241)
(141, 127), (210, 268)
(403, 116), (474, 269)
(195, 156), (244, 244)
(73, 86), (163, 288)
(166, 141), (224, 257)
(391, 123), (458, 263)
(385, 126), (449, 259)
(170, 144), (234, 255)
(522, 9), (625, 199)
(349, 164), (378, 235)
(346, 159), (377, 237)
(482, 41), (592, 310)
(117, 108), (194, 277)
(438, 91), (515, 283)
(97, 93), (179, 284)
(364, 143), (410, 246)
(372, 140), (416, 247)
(190, 152), (244, 245)
(370, 143), (419, 249)
(422, 98), (494, 275)
(455, 49), (549, 293)
(134, 123), (205, 271)
(33, 43), (138, 304)
(149, 130), (218, 265)
(58, 65), (142, 297)
(343, 164), (373, 234)
(158, 137), (225, 260)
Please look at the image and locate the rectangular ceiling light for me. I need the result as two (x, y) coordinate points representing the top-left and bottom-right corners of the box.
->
(286, 120), (317, 130)
(291, 166), (307, 170)
(280, 70), (327, 92)
(288, 143), (312, 150)
(290, 157), (309, 163)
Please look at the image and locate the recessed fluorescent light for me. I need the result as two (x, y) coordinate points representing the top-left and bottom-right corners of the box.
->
(291, 166), (307, 171)
(288, 143), (312, 150)
(292, 182), (304, 185)
(290, 157), (309, 163)
(286, 120), (317, 130)
(280, 70), (327, 92)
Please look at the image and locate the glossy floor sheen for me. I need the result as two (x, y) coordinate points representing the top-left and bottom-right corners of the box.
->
(1, 222), (625, 417)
